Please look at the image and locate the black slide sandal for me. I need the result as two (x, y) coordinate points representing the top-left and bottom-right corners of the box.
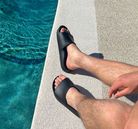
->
(53, 77), (80, 117)
(57, 25), (75, 73)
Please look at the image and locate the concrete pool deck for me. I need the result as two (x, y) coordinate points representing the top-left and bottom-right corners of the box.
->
(31, 0), (138, 128)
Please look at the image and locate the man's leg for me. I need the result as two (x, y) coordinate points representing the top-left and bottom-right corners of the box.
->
(60, 28), (138, 86)
(78, 98), (132, 129)
(54, 75), (132, 129)
(66, 43), (138, 86)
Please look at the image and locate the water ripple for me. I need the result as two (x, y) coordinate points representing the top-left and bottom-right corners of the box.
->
(0, 0), (57, 64)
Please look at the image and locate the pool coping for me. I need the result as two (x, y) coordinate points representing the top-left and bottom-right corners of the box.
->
(31, 0), (103, 128)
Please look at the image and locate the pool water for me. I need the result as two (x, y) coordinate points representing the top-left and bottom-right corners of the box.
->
(0, 0), (58, 128)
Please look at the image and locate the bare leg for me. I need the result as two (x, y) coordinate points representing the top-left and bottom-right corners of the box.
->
(68, 46), (138, 86)
(54, 75), (132, 129)
(60, 28), (138, 86)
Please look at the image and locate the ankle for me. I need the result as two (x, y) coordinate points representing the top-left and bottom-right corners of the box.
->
(74, 52), (85, 67)
(66, 44), (84, 70)
(75, 95), (88, 111)
(66, 87), (87, 111)
(68, 45), (84, 66)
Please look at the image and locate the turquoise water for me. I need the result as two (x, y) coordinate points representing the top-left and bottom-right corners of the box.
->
(0, 0), (58, 128)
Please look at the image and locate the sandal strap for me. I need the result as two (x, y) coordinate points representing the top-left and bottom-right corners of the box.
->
(53, 77), (80, 117)
(57, 26), (75, 50)
(54, 78), (74, 105)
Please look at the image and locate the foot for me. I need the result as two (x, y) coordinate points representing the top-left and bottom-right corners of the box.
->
(60, 27), (84, 70)
(54, 74), (87, 111)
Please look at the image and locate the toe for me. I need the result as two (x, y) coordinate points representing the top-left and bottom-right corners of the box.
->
(55, 78), (60, 86)
(54, 74), (66, 89)
(59, 74), (66, 80)
(60, 27), (69, 33)
(54, 82), (58, 89)
(60, 28), (66, 33)
(56, 76), (62, 82)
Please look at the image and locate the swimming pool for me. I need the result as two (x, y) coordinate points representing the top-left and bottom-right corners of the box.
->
(0, 0), (58, 128)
